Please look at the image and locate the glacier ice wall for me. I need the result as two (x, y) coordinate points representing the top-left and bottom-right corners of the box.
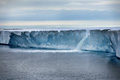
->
(81, 30), (114, 52)
(75, 30), (90, 51)
(107, 30), (120, 58)
(0, 31), (10, 44)
(9, 30), (86, 49)
(0, 29), (120, 58)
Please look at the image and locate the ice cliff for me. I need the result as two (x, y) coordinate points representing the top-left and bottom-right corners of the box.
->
(0, 29), (120, 58)
(0, 31), (10, 44)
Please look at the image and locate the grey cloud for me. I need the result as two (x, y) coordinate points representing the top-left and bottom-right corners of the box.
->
(0, 10), (120, 21)
(0, 0), (120, 11)
(0, 0), (120, 21)
(1, 0), (119, 9)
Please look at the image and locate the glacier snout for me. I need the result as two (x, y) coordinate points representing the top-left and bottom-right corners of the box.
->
(0, 29), (120, 58)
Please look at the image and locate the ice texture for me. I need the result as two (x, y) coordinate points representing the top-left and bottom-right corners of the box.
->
(82, 30), (114, 52)
(0, 31), (10, 44)
(0, 29), (120, 58)
(9, 30), (86, 50)
(75, 30), (90, 51)
(107, 30), (120, 58)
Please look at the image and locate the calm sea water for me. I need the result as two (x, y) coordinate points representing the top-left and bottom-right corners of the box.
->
(0, 45), (120, 80)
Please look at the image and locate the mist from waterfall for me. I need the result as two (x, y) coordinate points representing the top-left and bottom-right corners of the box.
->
(75, 30), (90, 51)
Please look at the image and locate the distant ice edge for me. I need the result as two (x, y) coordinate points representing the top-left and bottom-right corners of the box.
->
(0, 29), (120, 58)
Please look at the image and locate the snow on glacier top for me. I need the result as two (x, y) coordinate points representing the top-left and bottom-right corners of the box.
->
(0, 26), (120, 32)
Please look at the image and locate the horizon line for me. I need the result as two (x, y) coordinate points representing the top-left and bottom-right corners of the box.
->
(0, 20), (120, 27)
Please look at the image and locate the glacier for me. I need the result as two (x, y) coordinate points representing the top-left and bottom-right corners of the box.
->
(0, 31), (10, 44)
(0, 28), (120, 58)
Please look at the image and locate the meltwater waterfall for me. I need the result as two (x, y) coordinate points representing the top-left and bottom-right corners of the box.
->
(75, 30), (90, 51)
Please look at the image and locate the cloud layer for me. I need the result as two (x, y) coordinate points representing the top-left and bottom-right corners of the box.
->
(0, 0), (120, 21)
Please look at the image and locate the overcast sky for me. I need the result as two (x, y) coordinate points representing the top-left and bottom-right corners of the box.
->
(0, 0), (120, 21)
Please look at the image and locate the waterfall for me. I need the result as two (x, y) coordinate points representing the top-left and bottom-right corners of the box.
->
(75, 30), (90, 51)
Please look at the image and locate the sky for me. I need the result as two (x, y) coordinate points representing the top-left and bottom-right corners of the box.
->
(0, 0), (120, 25)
